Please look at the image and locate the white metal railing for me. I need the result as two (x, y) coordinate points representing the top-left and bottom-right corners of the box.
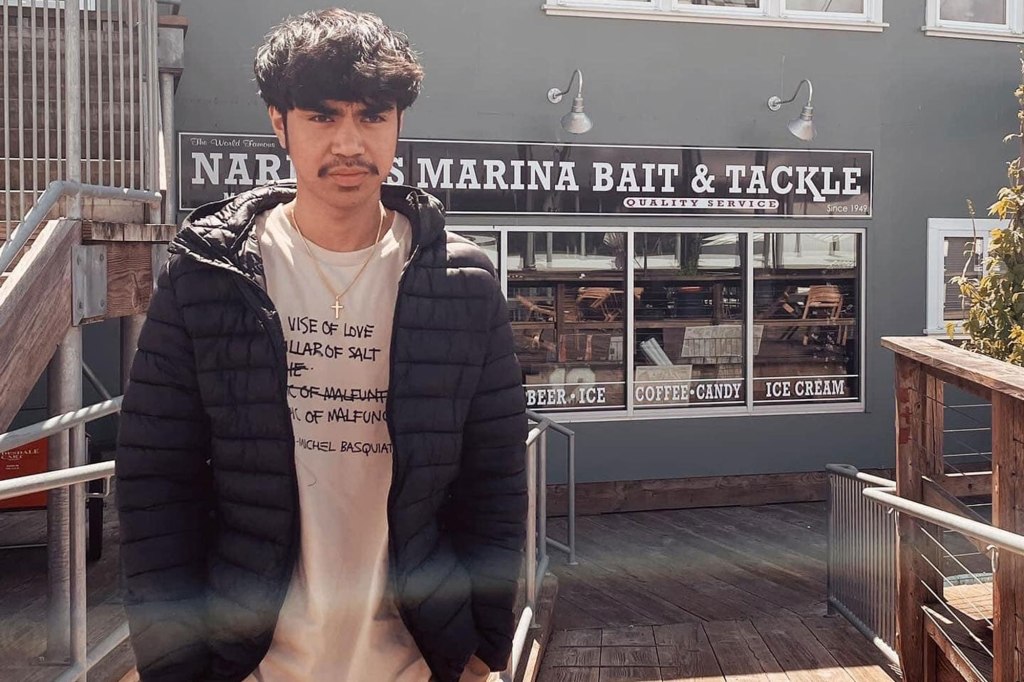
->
(0, 0), (163, 235)
(826, 463), (899, 667)
(0, 180), (161, 274)
(0, 399), (119, 682)
(0, 401), (571, 681)
(503, 411), (576, 681)
(829, 462), (1024, 680)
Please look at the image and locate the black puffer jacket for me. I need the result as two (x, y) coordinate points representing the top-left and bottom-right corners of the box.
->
(115, 183), (528, 682)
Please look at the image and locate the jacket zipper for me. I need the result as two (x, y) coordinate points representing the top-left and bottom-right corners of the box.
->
(385, 242), (420, 642)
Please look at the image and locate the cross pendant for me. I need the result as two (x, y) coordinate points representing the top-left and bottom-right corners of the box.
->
(331, 297), (345, 320)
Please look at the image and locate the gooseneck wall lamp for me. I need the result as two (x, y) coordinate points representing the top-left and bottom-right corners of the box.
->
(547, 69), (593, 135)
(767, 78), (816, 142)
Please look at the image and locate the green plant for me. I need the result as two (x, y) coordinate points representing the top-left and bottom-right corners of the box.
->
(953, 66), (1024, 364)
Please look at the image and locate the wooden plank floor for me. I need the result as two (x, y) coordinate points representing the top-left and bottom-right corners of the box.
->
(0, 496), (898, 682)
(0, 489), (135, 682)
(540, 503), (901, 682)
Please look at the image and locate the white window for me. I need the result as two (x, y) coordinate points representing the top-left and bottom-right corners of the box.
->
(542, 0), (885, 32)
(926, 218), (1001, 335)
(925, 0), (1024, 42)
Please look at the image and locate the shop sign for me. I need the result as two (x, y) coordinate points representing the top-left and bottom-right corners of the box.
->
(180, 133), (872, 218)
(634, 379), (744, 406)
(0, 439), (48, 510)
(755, 375), (856, 403)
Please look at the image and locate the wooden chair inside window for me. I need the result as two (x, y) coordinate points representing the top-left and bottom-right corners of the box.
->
(577, 287), (619, 321)
(802, 284), (845, 346)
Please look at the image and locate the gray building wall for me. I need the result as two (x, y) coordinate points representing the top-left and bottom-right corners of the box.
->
(171, 0), (1021, 483)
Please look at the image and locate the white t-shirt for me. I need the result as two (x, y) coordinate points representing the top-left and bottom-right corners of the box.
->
(245, 202), (430, 682)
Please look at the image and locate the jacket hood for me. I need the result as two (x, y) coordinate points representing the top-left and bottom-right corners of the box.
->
(170, 182), (448, 278)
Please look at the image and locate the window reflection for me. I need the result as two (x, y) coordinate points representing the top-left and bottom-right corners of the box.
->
(508, 232), (626, 411)
(753, 233), (859, 404)
(785, 0), (864, 12)
(943, 236), (981, 321)
(633, 233), (745, 408)
(939, 0), (1006, 24)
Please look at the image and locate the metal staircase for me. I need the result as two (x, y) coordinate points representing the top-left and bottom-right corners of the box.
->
(0, 1), (186, 677)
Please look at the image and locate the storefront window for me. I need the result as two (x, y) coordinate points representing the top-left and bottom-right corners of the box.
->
(508, 231), (627, 411)
(633, 232), (745, 409)
(753, 233), (860, 405)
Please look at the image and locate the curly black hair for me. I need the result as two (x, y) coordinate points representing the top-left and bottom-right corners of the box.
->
(254, 9), (423, 115)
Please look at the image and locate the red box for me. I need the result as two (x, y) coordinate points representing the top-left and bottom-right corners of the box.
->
(0, 439), (49, 510)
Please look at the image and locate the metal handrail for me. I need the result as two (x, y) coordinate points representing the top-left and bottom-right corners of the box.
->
(503, 419), (556, 682)
(0, 181), (162, 277)
(0, 402), (557, 682)
(0, 398), (121, 453)
(525, 409), (576, 565)
(0, 461), (113, 502)
(826, 462), (895, 488)
(0, 396), (125, 682)
(826, 464), (899, 668)
(863, 486), (1024, 557)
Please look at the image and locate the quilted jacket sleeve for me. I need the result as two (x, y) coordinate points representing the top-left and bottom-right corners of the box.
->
(115, 260), (213, 682)
(451, 280), (529, 671)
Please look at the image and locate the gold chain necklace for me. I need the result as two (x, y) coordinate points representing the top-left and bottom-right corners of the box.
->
(288, 204), (388, 320)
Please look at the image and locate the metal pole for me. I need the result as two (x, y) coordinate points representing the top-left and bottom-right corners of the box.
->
(69, 416), (87, 682)
(538, 431), (548, 568)
(567, 431), (577, 565)
(45, 2), (83, 663)
(826, 473), (835, 616)
(524, 439), (537, 625)
(160, 71), (175, 221)
(65, 0), (82, 215)
(45, 331), (78, 663)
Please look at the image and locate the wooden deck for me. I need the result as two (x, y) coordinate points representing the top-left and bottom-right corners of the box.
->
(0, 495), (899, 682)
(541, 503), (901, 682)
(0, 494), (135, 682)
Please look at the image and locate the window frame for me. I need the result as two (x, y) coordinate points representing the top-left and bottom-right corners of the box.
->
(925, 218), (1000, 336)
(924, 0), (1024, 42)
(542, 0), (886, 32)
(451, 223), (866, 422)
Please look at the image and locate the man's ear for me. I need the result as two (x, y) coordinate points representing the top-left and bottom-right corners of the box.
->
(269, 106), (288, 149)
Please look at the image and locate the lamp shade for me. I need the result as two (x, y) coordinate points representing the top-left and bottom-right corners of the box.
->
(787, 105), (816, 141)
(561, 95), (593, 134)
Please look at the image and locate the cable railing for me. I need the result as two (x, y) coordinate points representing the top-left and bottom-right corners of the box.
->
(876, 336), (1024, 681)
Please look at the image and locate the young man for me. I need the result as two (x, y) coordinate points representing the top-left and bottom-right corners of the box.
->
(115, 9), (527, 682)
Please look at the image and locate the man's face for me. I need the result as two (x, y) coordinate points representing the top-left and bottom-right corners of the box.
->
(269, 99), (400, 214)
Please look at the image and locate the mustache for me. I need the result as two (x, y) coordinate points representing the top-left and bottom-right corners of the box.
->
(318, 157), (380, 178)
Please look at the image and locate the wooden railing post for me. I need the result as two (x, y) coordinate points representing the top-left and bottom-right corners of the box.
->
(895, 355), (945, 681)
(992, 392), (1024, 682)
